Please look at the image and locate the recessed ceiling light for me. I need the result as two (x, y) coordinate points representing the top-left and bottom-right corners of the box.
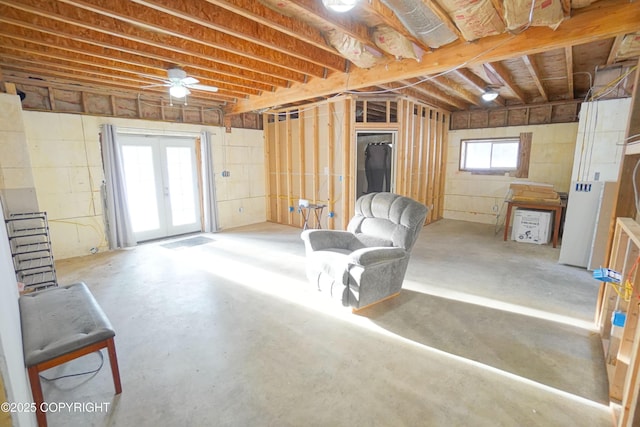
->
(322, 0), (358, 13)
(481, 87), (499, 101)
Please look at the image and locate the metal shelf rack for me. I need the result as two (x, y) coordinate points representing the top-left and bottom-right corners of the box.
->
(5, 212), (57, 291)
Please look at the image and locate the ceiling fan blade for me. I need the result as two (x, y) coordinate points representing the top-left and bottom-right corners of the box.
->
(138, 73), (171, 83)
(141, 83), (171, 88)
(181, 76), (199, 85)
(187, 83), (219, 93)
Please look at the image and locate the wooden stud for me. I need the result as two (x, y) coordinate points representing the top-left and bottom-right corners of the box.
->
(47, 86), (55, 111)
(348, 97), (356, 221)
(263, 113), (272, 222)
(80, 90), (88, 113)
(110, 94), (117, 116)
(410, 104), (421, 200)
(438, 113), (449, 220)
(286, 110), (293, 225)
(328, 102), (335, 229)
(420, 107), (431, 215)
(342, 98), (351, 230)
(274, 111), (281, 224)
(312, 106), (319, 206)
(298, 108), (306, 229)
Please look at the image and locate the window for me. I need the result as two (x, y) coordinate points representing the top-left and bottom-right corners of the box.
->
(460, 137), (523, 174)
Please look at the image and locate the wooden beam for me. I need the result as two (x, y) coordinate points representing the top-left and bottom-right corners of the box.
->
(131, 0), (346, 72)
(230, 0), (640, 113)
(0, 52), (248, 99)
(59, 0), (328, 77)
(607, 35), (625, 65)
(361, 0), (434, 51)
(284, 0), (376, 51)
(204, 0), (336, 55)
(298, 110), (306, 229)
(432, 75), (482, 106)
(396, 80), (466, 110)
(522, 55), (549, 102)
(418, 0), (464, 41)
(0, 35), (272, 93)
(1, 64), (237, 104)
(312, 106), (319, 206)
(0, 23), (286, 90)
(565, 46), (575, 99)
(285, 110), (293, 225)
(328, 102), (335, 229)
(0, 1), (307, 83)
(485, 61), (527, 103)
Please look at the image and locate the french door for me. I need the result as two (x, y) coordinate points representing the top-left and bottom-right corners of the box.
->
(119, 135), (201, 242)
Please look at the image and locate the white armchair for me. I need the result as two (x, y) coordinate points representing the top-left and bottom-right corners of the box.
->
(301, 193), (428, 311)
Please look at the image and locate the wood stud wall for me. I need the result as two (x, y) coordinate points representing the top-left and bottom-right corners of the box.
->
(264, 95), (448, 230)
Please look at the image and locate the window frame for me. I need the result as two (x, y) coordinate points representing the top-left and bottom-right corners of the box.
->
(459, 136), (525, 176)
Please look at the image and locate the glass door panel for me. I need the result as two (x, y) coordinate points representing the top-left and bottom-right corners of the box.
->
(119, 135), (201, 242)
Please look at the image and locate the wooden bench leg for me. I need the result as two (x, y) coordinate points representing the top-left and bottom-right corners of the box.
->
(106, 338), (122, 394)
(27, 366), (47, 427)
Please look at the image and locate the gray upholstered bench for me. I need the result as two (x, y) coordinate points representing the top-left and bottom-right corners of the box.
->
(19, 282), (122, 427)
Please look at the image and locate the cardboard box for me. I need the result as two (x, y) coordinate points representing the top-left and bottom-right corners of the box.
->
(511, 209), (552, 244)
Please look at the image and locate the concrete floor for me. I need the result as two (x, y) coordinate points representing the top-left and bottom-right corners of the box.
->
(43, 219), (612, 426)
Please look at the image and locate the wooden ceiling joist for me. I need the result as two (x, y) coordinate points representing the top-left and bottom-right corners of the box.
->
(230, 0), (639, 113)
(0, 25), (285, 91)
(58, 0), (330, 77)
(484, 62), (527, 103)
(2, 66), (237, 104)
(0, 1), (309, 83)
(565, 46), (575, 99)
(0, 43), (264, 97)
(126, 0), (347, 72)
(202, 0), (335, 55)
(522, 55), (549, 102)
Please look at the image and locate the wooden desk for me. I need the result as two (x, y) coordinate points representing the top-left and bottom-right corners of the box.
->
(503, 200), (563, 248)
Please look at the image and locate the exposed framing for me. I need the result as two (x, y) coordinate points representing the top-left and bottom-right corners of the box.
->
(264, 95), (449, 230)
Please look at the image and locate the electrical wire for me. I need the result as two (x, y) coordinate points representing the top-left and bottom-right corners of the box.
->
(39, 351), (104, 381)
(633, 157), (640, 214)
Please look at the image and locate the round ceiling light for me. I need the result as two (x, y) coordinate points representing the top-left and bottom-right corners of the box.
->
(481, 87), (499, 101)
(322, 0), (358, 13)
(169, 85), (190, 98)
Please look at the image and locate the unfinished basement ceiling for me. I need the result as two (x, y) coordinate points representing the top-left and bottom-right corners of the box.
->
(0, 0), (638, 119)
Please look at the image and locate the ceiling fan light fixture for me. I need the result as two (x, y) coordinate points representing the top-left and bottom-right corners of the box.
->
(169, 85), (190, 98)
(481, 87), (499, 101)
(322, 0), (358, 12)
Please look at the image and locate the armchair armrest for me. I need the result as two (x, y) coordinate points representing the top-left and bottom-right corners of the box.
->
(348, 247), (407, 267)
(301, 229), (355, 251)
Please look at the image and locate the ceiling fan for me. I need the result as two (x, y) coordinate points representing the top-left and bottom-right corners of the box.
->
(142, 67), (218, 99)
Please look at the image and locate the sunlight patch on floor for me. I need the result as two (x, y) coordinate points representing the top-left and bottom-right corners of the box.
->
(171, 246), (610, 413)
(402, 280), (598, 331)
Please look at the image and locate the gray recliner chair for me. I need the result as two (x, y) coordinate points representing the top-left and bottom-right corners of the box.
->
(301, 193), (428, 311)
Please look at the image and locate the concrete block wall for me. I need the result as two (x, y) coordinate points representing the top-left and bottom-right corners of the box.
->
(445, 123), (579, 224)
